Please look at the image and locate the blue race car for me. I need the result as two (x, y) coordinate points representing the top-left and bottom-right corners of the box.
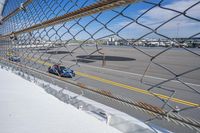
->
(8, 56), (21, 62)
(48, 64), (75, 78)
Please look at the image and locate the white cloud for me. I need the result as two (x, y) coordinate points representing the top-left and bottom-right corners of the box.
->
(118, 0), (200, 38)
(144, 0), (199, 19)
(141, 0), (199, 27)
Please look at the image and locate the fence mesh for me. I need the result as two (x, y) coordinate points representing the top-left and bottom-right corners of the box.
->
(0, 0), (200, 132)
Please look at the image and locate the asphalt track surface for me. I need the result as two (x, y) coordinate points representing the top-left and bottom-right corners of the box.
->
(4, 45), (200, 132)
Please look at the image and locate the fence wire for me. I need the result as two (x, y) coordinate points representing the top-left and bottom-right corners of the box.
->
(0, 0), (200, 132)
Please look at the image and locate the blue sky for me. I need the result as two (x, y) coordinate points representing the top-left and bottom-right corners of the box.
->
(1, 0), (200, 40)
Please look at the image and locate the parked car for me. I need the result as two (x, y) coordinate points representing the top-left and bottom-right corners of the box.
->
(48, 64), (75, 78)
(8, 56), (21, 62)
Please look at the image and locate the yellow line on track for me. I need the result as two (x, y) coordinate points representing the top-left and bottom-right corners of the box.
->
(26, 57), (200, 107)
(76, 71), (199, 107)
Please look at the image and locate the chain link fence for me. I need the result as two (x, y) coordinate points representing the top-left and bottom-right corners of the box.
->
(0, 0), (200, 132)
